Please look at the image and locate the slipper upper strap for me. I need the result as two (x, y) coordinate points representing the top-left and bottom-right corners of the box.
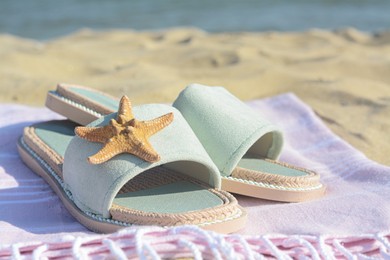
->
(63, 104), (220, 218)
(173, 84), (284, 177)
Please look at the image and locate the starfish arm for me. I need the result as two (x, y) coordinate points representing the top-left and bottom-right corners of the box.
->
(141, 112), (174, 137)
(75, 125), (114, 143)
(88, 140), (124, 164)
(117, 95), (134, 124)
(77, 96), (168, 165)
(127, 139), (160, 163)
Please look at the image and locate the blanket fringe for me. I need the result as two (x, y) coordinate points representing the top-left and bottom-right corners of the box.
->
(1, 226), (389, 259)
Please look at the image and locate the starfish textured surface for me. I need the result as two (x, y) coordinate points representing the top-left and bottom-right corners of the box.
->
(75, 96), (174, 164)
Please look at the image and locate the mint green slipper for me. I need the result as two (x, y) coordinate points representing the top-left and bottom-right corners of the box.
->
(173, 84), (325, 202)
(19, 96), (247, 233)
(45, 83), (325, 202)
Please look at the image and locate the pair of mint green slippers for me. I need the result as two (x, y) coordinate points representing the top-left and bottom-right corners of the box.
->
(18, 83), (325, 234)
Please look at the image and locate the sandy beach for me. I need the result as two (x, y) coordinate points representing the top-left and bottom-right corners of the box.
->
(0, 28), (389, 165)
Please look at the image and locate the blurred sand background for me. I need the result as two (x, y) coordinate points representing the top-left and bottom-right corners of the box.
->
(0, 28), (389, 165)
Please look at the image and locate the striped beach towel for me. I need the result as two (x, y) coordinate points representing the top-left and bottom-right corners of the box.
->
(1, 93), (389, 259)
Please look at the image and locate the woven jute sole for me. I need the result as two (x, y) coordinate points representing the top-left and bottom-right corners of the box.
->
(221, 161), (326, 202)
(46, 86), (110, 125)
(221, 177), (325, 203)
(18, 127), (247, 234)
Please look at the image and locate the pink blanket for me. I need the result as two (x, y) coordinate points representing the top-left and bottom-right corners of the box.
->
(1, 93), (389, 258)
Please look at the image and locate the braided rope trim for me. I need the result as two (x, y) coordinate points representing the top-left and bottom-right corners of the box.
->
(230, 159), (323, 191)
(56, 83), (118, 116)
(111, 167), (244, 226)
(19, 137), (131, 227)
(2, 226), (389, 259)
(110, 189), (243, 227)
(24, 126), (64, 179)
(224, 176), (323, 192)
(49, 90), (104, 118)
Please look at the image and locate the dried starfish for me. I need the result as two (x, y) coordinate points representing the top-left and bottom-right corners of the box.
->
(75, 96), (174, 164)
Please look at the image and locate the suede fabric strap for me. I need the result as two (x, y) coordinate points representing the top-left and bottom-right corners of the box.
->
(63, 104), (220, 218)
(173, 84), (284, 177)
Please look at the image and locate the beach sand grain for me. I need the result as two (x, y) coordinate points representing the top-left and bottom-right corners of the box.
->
(0, 28), (389, 165)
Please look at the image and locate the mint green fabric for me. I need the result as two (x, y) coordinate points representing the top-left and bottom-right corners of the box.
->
(34, 120), (78, 157)
(113, 181), (223, 213)
(173, 84), (284, 177)
(68, 86), (118, 111)
(63, 104), (221, 218)
(238, 157), (306, 177)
